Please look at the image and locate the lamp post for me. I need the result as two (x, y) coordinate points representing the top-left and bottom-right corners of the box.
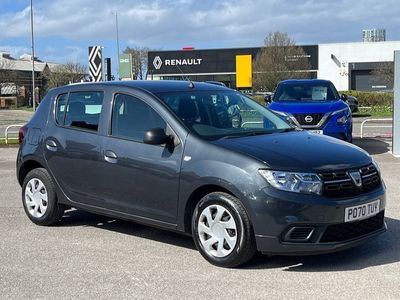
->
(114, 12), (120, 80)
(30, 0), (36, 111)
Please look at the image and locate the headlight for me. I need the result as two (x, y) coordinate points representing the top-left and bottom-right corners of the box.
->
(331, 108), (350, 116)
(270, 110), (299, 127)
(337, 115), (349, 124)
(259, 169), (323, 195)
(332, 108), (351, 125)
(372, 158), (381, 175)
(270, 110), (288, 117)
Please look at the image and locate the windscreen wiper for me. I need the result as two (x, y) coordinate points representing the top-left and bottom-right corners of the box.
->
(219, 131), (275, 140)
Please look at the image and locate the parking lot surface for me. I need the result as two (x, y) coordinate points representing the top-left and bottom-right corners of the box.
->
(0, 139), (399, 299)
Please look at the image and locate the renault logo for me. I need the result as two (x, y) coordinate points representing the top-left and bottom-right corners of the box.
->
(153, 56), (163, 70)
(348, 171), (362, 188)
(304, 115), (313, 123)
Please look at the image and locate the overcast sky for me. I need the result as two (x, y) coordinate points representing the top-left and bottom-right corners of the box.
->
(0, 0), (399, 68)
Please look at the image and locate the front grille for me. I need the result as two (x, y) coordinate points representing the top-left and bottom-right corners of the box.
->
(319, 164), (381, 198)
(293, 113), (325, 126)
(320, 211), (384, 243)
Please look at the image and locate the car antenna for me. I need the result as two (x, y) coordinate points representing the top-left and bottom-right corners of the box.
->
(175, 64), (194, 89)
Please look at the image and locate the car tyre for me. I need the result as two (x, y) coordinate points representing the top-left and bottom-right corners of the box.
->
(22, 168), (65, 226)
(192, 192), (256, 268)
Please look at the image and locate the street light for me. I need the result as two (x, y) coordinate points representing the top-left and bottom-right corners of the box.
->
(30, 0), (36, 111)
(114, 12), (120, 80)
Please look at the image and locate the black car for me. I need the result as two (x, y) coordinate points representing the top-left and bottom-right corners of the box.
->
(346, 95), (359, 113)
(17, 80), (386, 267)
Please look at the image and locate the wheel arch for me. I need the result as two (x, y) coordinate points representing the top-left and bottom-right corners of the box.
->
(183, 184), (237, 235)
(18, 159), (45, 186)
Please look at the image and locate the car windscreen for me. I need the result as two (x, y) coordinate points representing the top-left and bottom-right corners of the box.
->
(155, 90), (291, 140)
(273, 82), (340, 102)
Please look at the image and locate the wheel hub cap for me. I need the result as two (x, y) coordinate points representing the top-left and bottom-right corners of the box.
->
(197, 204), (238, 258)
(25, 178), (48, 218)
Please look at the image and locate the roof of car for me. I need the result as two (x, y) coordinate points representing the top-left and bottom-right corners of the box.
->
(279, 79), (332, 85)
(66, 80), (230, 93)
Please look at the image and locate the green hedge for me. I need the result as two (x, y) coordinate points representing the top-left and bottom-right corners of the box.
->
(251, 95), (265, 105)
(341, 90), (393, 107)
(251, 91), (393, 108)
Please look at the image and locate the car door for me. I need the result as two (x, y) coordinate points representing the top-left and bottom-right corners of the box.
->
(99, 92), (184, 224)
(44, 90), (107, 207)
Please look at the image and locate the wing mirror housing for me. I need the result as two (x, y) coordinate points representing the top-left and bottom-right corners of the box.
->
(264, 94), (272, 104)
(143, 128), (173, 145)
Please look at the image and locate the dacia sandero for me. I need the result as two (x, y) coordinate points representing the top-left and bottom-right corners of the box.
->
(17, 80), (386, 267)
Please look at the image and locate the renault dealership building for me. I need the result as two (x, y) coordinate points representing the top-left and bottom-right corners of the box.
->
(147, 41), (400, 91)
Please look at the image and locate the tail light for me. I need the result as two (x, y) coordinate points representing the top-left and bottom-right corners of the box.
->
(18, 125), (28, 144)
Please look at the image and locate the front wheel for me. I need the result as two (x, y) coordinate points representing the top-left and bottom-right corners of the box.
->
(192, 192), (256, 268)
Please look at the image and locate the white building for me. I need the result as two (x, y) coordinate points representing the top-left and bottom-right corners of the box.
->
(318, 41), (400, 91)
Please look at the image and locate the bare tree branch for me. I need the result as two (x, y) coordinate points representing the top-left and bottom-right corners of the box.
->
(123, 46), (150, 80)
(372, 62), (394, 87)
(43, 62), (86, 92)
(253, 31), (311, 91)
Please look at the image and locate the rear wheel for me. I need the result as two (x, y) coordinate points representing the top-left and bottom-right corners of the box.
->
(192, 192), (256, 268)
(22, 168), (65, 226)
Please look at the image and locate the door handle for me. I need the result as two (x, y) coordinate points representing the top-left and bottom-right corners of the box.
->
(45, 140), (57, 151)
(104, 150), (118, 163)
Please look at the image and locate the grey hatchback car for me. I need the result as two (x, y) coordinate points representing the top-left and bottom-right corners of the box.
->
(17, 80), (386, 267)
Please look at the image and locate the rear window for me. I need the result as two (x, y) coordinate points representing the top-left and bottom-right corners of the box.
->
(56, 91), (104, 132)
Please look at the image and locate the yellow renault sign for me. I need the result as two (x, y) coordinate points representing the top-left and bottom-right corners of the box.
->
(235, 55), (252, 88)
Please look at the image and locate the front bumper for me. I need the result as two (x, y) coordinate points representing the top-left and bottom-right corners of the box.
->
(250, 183), (386, 255)
(256, 222), (386, 255)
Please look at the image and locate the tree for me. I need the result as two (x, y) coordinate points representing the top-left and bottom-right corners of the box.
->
(372, 62), (394, 88)
(123, 46), (150, 80)
(43, 62), (86, 92)
(253, 31), (311, 91)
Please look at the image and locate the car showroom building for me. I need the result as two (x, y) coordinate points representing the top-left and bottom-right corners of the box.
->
(146, 41), (400, 91)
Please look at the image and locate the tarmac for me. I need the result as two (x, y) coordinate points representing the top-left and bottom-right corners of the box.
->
(0, 138), (399, 299)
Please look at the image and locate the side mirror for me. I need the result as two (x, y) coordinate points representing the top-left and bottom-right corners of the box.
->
(143, 128), (173, 145)
(340, 94), (348, 101)
(264, 94), (272, 104)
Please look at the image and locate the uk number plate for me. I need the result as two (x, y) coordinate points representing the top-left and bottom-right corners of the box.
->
(344, 200), (380, 222)
(309, 130), (323, 134)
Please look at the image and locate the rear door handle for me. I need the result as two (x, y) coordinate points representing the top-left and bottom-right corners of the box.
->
(104, 150), (118, 163)
(45, 140), (57, 151)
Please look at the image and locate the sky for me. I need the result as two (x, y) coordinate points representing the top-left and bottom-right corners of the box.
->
(0, 0), (399, 74)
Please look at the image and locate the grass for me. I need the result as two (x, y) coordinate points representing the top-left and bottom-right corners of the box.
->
(17, 106), (34, 112)
(353, 106), (392, 118)
(0, 138), (19, 146)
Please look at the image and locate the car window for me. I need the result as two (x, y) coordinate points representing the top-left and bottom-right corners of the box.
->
(111, 94), (166, 141)
(156, 90), (291, 140)
(63, 91), (104, 131)
(55, 93), (68, 125)
(274, 82), (339, 101)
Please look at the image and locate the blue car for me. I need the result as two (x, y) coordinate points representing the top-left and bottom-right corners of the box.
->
(267, 79), (352, 142)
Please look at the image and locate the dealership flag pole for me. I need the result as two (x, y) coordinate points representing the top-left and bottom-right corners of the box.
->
(393, 51), (400, 156)
(30, 0), (36, 111)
